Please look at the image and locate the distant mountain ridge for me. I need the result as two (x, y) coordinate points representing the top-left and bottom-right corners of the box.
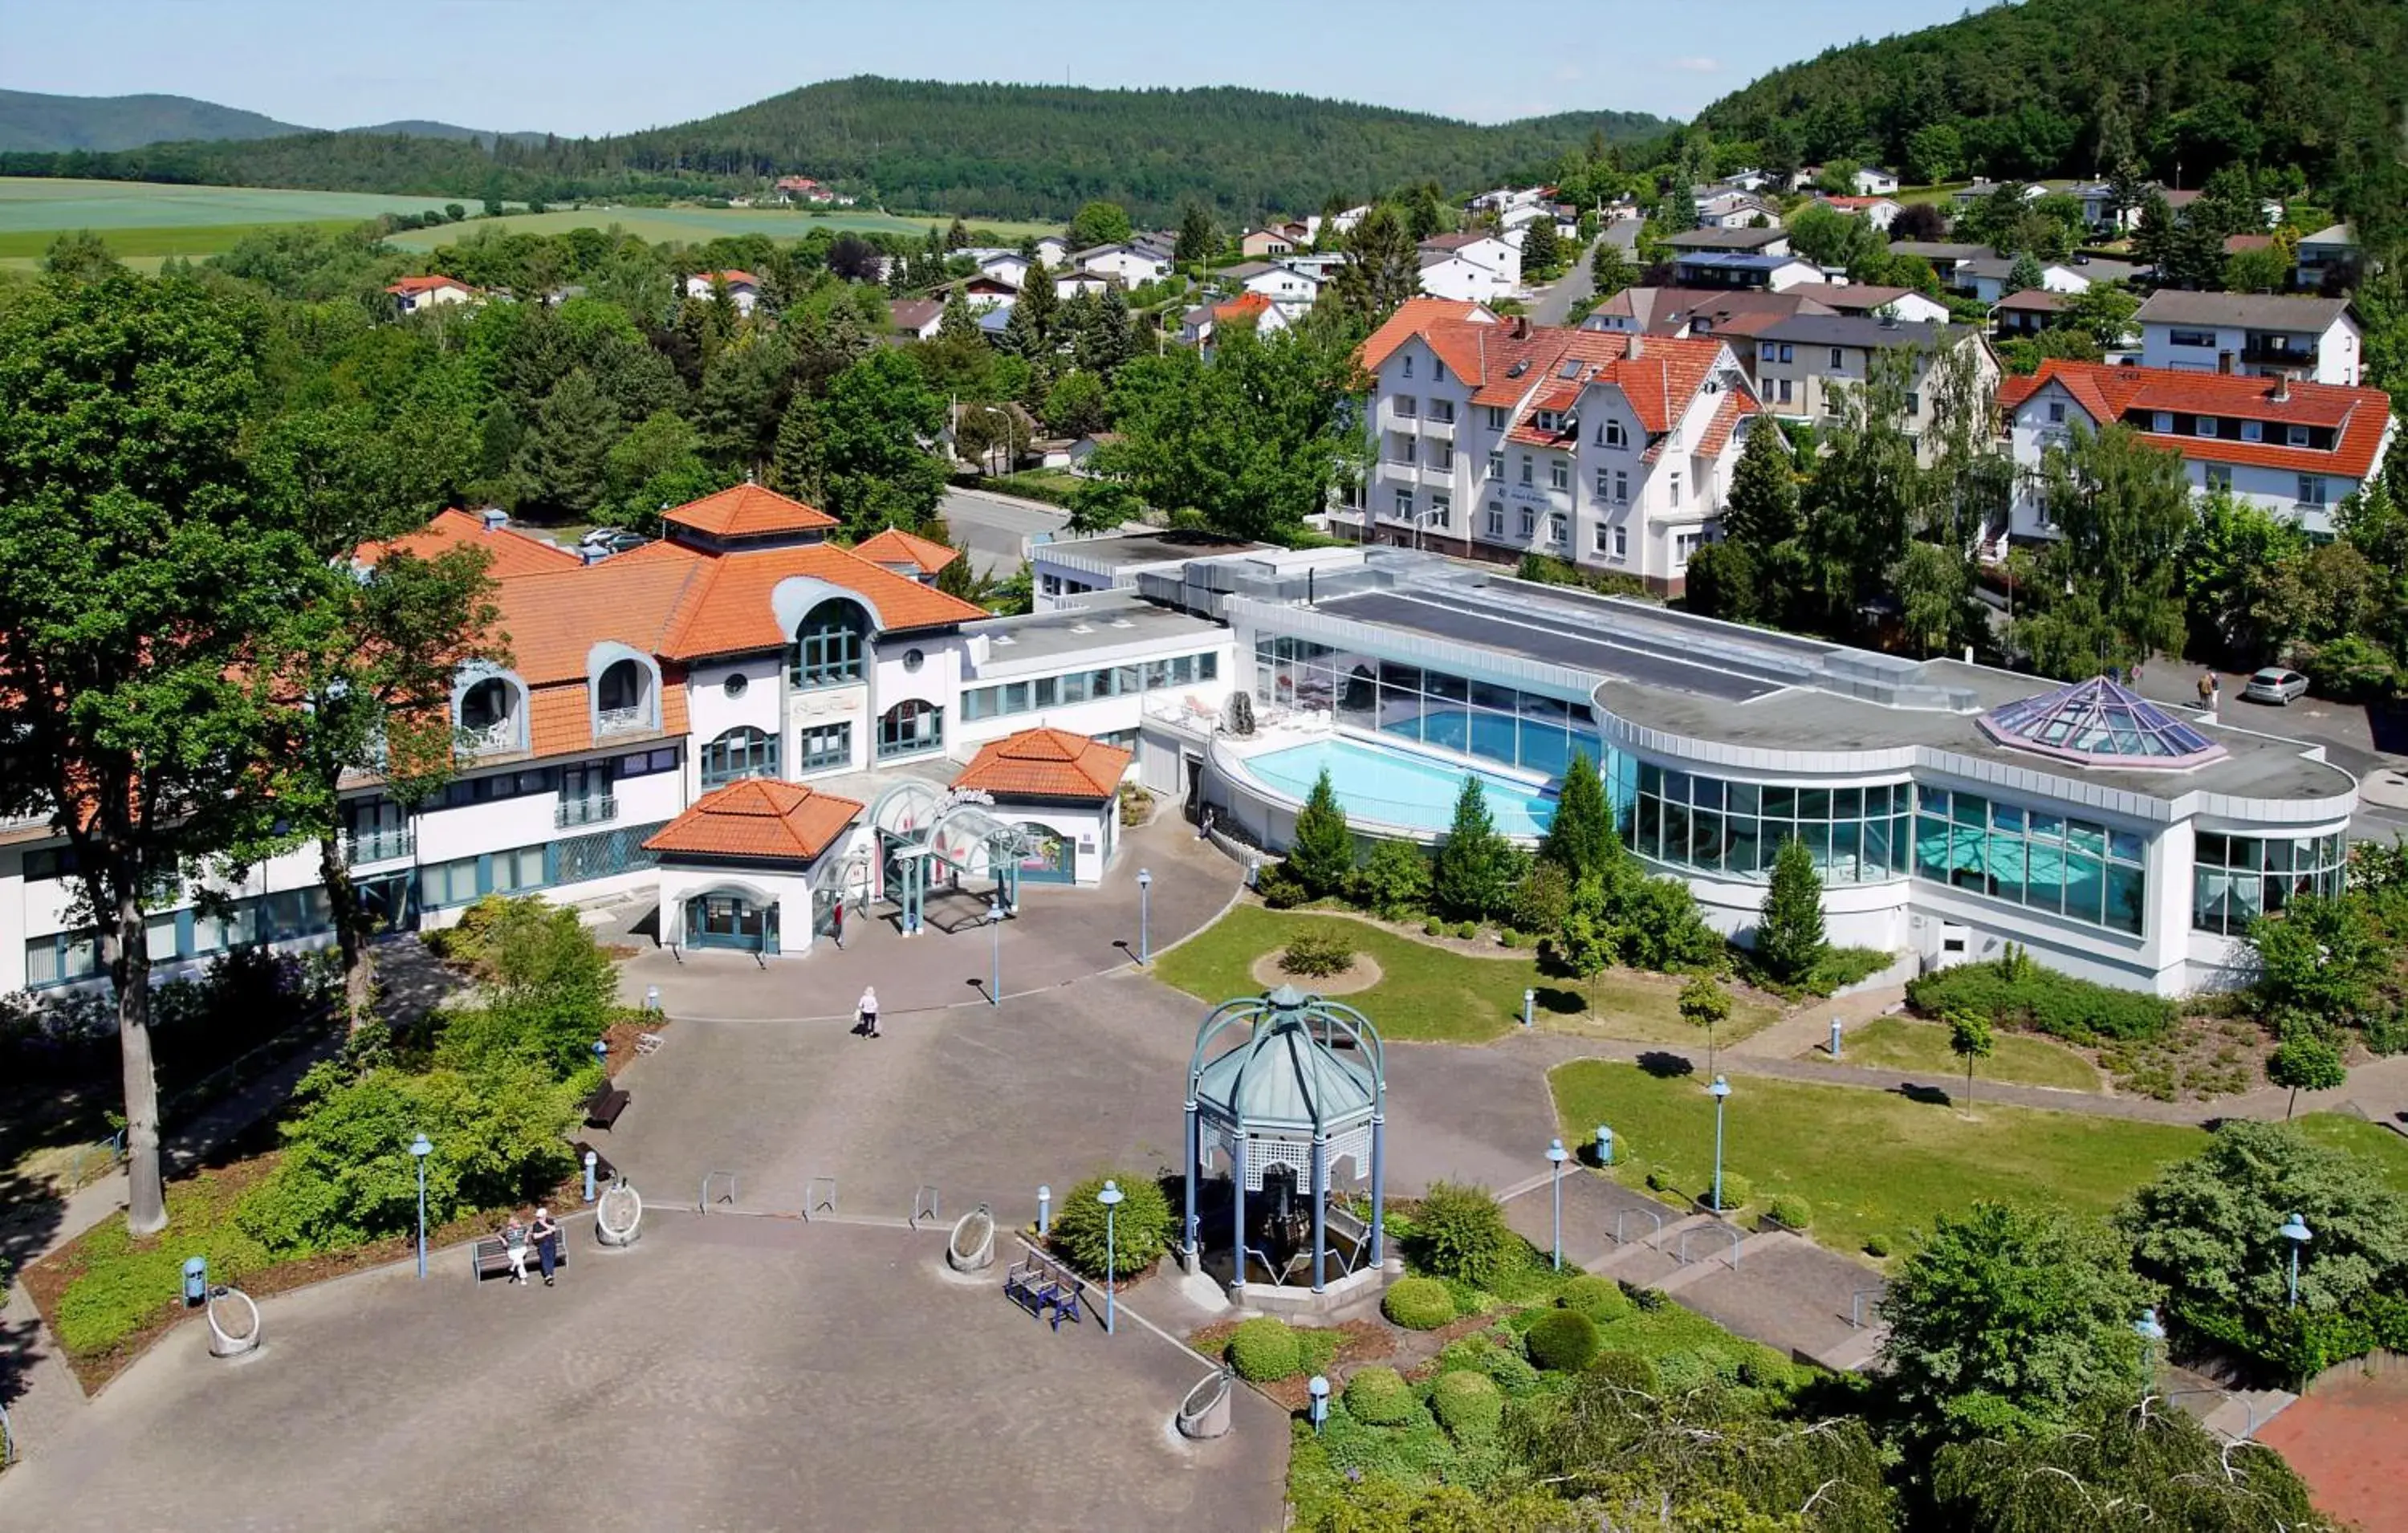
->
(0, 88), (543, 154)
(0, 76), (1674, 223)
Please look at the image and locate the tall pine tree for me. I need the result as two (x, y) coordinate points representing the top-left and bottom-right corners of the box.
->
(1431, 777), (1515, 921)
(1286, 767), (1357, 897)
(1719, 421), (1800, 547)
(1755, 836), (1828, 983)
(1539, 749), (1617, 880)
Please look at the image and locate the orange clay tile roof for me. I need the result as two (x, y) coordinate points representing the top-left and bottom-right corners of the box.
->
(386, 274), (472, 295)
(663, 483), (839, 539)
(2002, 361), (2396, 479)
(953, 727), (1133, 802)
(1694, 389), (1760, 457)
(1214, 291), (1274, 324)
(1357, 296), (1503, 380)
(1487, 329), (1731, 443)
(358, 507), (583, 580)
(643, 779), (864, 863)
(697, 270), (760, 287)
(523, 679), (689, 758)
(852, 527), (962, 575)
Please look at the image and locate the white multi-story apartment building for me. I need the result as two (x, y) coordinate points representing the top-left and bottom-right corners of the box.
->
(2003, 360), (2398, 541)
(2133, 292), (2362, 386)
(1355, 297), (1761, 595)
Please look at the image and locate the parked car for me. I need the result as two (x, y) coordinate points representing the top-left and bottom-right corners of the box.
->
(578, 527), (651, 557)
(2242, 667), (2309, 706)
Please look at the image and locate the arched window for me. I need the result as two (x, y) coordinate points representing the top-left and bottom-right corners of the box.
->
(597, 657), (648, 715)
(701, 726), (779, 787)
(876, 700), (943, 760)
(459, 677), (515, 730)
(790, 599), (867, 688)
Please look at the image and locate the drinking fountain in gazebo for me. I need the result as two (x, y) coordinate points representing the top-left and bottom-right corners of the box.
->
(1183, 985), (1389, 1313)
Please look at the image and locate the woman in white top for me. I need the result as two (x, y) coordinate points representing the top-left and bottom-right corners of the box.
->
(857, 986), (880, 1038)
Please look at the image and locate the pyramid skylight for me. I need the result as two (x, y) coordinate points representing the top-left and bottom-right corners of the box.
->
(1975, 677), (2227, 771)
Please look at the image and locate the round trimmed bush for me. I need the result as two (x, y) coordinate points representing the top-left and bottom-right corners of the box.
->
(1767, 1195), (1812, 1230)
(1382, 1275), (1456, 1331)
(1280, 932), (1356, 978)
(1525, 1309), (1601, 1372)
(1645, 1167), (1678, 1194)
(1653, 1349), (1713, 1394)
(1429, 1369), (1503, 1442)
(1048, 1172), (1172, 1279)
(1708, 1172), (1753, 1212)
(1864, 1233), (1893, 1259)
(1424, 917), (1444, 936)
(1557, 1274), (1632, 1324)
(1406, 1181), (1517, 1288)
(1588, 1350), (1659, 1393)
(1481, 1347), (1543, 1397)
(1343, 1365), (1419, 1426)
(1226, 1316), (1303, 1382)
(1453, 921), (1477, 940)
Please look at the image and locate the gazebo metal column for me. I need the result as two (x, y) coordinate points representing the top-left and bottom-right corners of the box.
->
(1310, 1132), (1328, 1293)
(1182, 1086), (1202, 1272)
(1230, 1137), (1247, 1295)
(1369, 1108), (1386, 1267)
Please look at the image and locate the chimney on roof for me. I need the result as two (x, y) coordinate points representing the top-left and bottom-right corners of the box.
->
(1628, 333), (1645, 358)
(478, 506), (508, 533)
(2218, 350), (2235, 375)
(2272, 372), (2292, 403)
(1512, 315), (1530, 340)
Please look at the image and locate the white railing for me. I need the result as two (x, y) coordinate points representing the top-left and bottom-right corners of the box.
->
(345, 827), (416, 864)
(597, 705), (649, 736)
(555, 795), (619, 828)
(459, 718), (518, 754)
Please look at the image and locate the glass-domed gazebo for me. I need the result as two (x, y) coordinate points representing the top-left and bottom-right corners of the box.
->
(1184, 986), (1386, 1299)
(1975, 676), (2227, 771)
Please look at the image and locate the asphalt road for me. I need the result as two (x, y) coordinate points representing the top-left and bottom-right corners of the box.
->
(932, 487), (1069, 577)
(1528, 234), (1603, 327)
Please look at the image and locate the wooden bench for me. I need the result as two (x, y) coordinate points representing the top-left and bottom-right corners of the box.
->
(583, 1085), (630, 1131)
(1003, 1251), (1085, 1330)
(470, 1234), (569, 1283)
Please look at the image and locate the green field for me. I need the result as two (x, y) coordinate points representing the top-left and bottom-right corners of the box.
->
(383, 206), (1061, 250)
(1551, 1059), (2204, 1256)
(0, 177), (466, 233)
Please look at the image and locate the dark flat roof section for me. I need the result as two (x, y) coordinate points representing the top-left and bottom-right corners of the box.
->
(1317, 592), (1780, 702)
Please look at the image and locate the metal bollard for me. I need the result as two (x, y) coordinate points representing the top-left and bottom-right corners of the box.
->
(645, 986), (661, 1013)
(1037, 1185), (1051, 1237)
(1829, 1016), (1844, 1060)
(583, 1149), (599, 1204)
(1308, 1374), (1330, 1433)
(1521, 988), (1535, 1028)
(182, 1255), (209, 1307)
(1594, 1124), (1615, 1166)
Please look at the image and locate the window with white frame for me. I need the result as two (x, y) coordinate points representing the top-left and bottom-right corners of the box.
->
(2194, 415), (2217, 437)
(1549, 458), (1569, 490)
(1487, 450), (1504, 478)
(1674, 530), (1703, 567)
(1598, 418), (1626, 448)
(1829, 348), (1845, 369)
(2047, 401), (2066, 423)
(1430, 398), (1454, 423)
(1519, 456), (1533, 485)
(1401, 355), (1413, 378)
(2241, 420), (2264, 442)
(1430, 492), (1451, 528)
(2204, 464), (2233, 492)
(1669, 471), (1682, 506)
(1485, 406), (1507, 430)
(1594, 466), (1611, 499)
(1592, 523), (1612, 553)
(1393, 488), (1414, 521)
(2152, 411), (2174, 433)
(1776, 378), (1793, 405)
(1613, 470), (1629, 504)
(1612, 526), (1629, 559)
(1519, 507), (1536, 539)
(1548, 511), (1568, 546)
(1394, 395), (1418, 417)
(2297, 474), (2328, 506)
(1486, 504), (1505, 538)
(1435, 442), (1454, 471)
(2287, 424), (2309, 446)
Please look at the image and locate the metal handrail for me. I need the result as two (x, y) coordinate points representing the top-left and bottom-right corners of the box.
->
(344, 827), (416, 864)
(554, 795), (618, 828)
(699, 1170), (738, 1212)
(1677, 1222), (1743, 1271)
(1239, 1244), (1304, 1287)
(1614, 1208), (1666, 1248)
(1849, 1286), (1885, 1330)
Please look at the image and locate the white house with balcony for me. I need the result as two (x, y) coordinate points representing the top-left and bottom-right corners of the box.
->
(2133, 291), (2362, 386)
(2002, 360), (2399, 542)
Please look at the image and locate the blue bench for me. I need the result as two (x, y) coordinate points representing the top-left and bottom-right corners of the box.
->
(1003, 1252), (1084, 1330)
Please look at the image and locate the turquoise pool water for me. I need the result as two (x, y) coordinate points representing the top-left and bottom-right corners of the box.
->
(1237, 735), (1556, 837)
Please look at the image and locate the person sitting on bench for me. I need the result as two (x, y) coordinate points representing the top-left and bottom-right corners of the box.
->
(501, 1214), (533, 1285)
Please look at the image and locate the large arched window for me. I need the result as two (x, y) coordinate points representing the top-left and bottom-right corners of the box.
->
(701, 726), (779, 787)
(597, 657), (648, 714)
(876, 700), (943, 760)
(459, 677), (515, 730)
(790, 599), (868, 688)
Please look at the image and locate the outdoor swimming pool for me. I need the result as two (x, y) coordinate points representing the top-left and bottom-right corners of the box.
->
(1235, 734), (1557, 838)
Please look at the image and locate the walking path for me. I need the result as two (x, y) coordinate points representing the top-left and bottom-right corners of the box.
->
(1726, 985), (1910, 1061)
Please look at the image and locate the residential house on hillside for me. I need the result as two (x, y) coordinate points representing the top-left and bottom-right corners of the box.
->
(386, 274), (478, 313)
(1991, 288), (2068, 337)
(2003, 361), (2398, 539)
(772, 175), (855, 205)
(1052, 270), (1116, 299)
(1467, 186), (1548, 216)
(1670, 251), (1826, 293)
(1355, 297), (1764, 594)
(1415, 231), (1519, 304)
(1584, 286), (1828, 340)
(958, 274), (1019, 313)
(1180, 291), (1287, 348)
(1284, 250), (1349, 283)
(2295, 224), (2359, 292)
(889, 299), (946, 340)
(1422, 230), (1519, 285)
(977, 251), (1032, 289)
(1852, 167), (1901, 196)
(2133, 292), (2361, 385)
(1329, 205), (1373, 236)
(1741, 315), (1998, 457)
(1664, 226), (1792, 258)
(685, 270), (760, 315)
(1239, 226), (1307, 258)
(1886, 242), (1991, 287)
(1076, 239), (1175, 287)
(1694, 190), (1782, 230)
(1812, 284), (1951, 324)
(1226, 260), (1322, 316)
(1810, 194), (1904, 232)
(1953, 255), (2136, 304)
(1717, 169), (1775, 193)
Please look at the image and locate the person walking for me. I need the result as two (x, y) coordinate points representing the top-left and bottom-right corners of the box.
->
(529, 1206), (561, 1287)
(857, 986), (881, 1039)
(830, 896), (844, 951)
(2198, 669), (2217, 715)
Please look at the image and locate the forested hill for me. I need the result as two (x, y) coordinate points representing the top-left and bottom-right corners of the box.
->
(1694, 0), (2406, 224)
(0, 76), (1674, 223)
(0, 88), (308, 152)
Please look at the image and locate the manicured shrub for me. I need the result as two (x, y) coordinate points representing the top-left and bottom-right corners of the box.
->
(1480, 1347), (1544, 1397)
(1525, 1308), (1601, 1372)
(1906, 960), (2174, 1043)
(1864, 1233), (1893, 1258)
(1279, 931), (1356, 978)
(1429, 1369), (1504, 1442)
(1558, 1274), (1632, 1324)
(1453, 921), (1477, 940)
(1653, 1348), (1713, 1393)
(1424, 917), (1444, 936)
(1645, 1167), (1678, 1194)
(1296, 1325), (1341, 1378)
(1227, 1315), (1304, 1381)
(1406, 1181), (1517, 1288)
(1628, 1283), (1670, 1311)
(1343, 1365), (1419, 1426)
(1048, 1171), (1172, 1279)
(1588, 1349), (1660, 1393)
(1768, 1196), (1812, 1230)
(1255, 861), (1309, 909)
(1382, 1275), (1456, 1331)
(1708, 1172), (1753, 1212)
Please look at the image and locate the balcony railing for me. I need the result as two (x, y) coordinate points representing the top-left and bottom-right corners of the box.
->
(555, 795), (619, 828)
(345, 827), (417, 864)
(2241, 339), (2315, 366)
(596, 705), (649, 737)
(459, 718), (519, 755)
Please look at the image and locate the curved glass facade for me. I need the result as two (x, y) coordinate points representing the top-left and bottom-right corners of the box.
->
(1252, 638), (1603, 779)
(2192, 831), (2346, 935)
(1912, 787), (2146, 934)
(1613, 754), (1914, 884)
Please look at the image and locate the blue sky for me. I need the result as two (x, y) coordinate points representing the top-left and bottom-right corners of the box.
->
(2, 0), (1971, 132)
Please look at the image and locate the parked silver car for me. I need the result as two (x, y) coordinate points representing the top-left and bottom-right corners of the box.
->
(2242, 667), (2309, 706)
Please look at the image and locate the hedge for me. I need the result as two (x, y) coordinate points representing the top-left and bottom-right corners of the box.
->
(1429, 1370), (1503, 1442)
(1906, 962), (2174, 1043)
(1343, 1365), (1421, 1426)
(1558, 1274), (1631, 1324)
(1526, 1309), (1601, 1372)
(1382, 1275), (1456, 1331)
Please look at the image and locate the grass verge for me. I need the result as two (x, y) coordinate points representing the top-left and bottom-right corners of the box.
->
(1822, 1015), (2101, 1092)
(1549, 1059), (2205, 1258)
(2293, 1113), (2408, 1195)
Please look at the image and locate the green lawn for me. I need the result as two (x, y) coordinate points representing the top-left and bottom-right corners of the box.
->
(1822, 1015), (2101, 1093)
(1550, 1059), (2206, 1258)
(1152, 905), (1779, 1046)
(2294, 1113), (2408, 1195)
(383, 205), (1060, 251)
(0, 218), (366, 260)
(0, 177), (466, 234)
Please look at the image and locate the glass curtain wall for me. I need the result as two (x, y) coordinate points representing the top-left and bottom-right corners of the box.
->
(1618, 756), (1914, 884)
(2192, 831), (2345, 935)
(1251, 636), (1602, 779)
(1912, 786), (2147, 934)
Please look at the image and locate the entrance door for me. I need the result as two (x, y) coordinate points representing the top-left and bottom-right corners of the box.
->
(1183, 753), (1205, 823)
(1015, 823), (1077, 884)
(685, 892), (773, 951)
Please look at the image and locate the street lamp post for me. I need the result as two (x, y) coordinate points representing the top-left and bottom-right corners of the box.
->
(1706, 1076), (1731, 1214)
(987, 894), (1004, 1006)
(1137, 867), (1153, 965)
(2280, 1211), (2312, 1310)
(409, 1133), (433, 1279)
(1546, 1138), (1569, 1270)
(2134, 1306), (2166, 1401)
(1098, 1180), (1126, 1335)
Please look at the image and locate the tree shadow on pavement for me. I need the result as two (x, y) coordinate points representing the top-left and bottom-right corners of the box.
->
(0, 1161), (66, 1420)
